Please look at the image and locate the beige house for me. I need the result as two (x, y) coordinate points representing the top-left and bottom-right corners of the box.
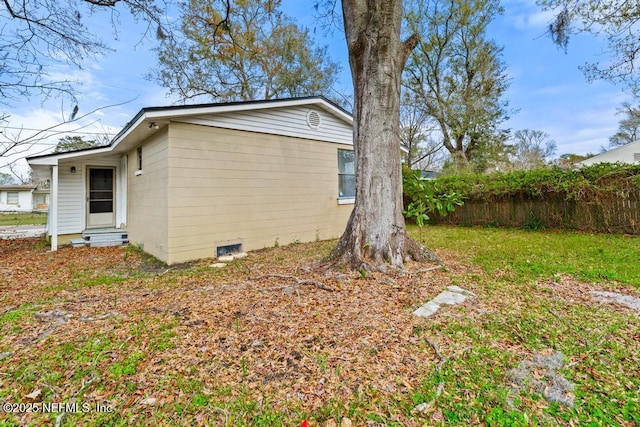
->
(27, 97), (355, 264)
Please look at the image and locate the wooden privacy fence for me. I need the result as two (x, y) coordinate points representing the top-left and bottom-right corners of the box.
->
(430, 190), (640, 234)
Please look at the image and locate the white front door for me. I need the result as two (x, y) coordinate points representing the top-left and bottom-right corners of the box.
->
(86, 167), (115, 228)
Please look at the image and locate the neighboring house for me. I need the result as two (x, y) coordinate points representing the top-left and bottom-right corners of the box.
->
(579, 139), (640, 166)
(32, 188), (50, 212)
(27, 97), (355, 264)
(0, 185), (37, 212)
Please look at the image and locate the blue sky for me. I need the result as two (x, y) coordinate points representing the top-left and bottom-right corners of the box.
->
(0, 0), (632, 177)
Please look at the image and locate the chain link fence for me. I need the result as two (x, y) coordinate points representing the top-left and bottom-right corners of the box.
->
(0, 212), (48, 239)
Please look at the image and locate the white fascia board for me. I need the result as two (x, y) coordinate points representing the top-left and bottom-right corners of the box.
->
(144, 98), (352, 125)
(27, 158), (58, 166)
(109, 114), (148, 148)
(306, 98), (353, 124)
(27, 157), (58, 166)
(27, 146), (114, 165)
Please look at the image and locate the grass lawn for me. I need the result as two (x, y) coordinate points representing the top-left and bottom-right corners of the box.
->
(0, 226), (638, 426)
(420, 225), (640, 286)
(0, 212), (47, 226)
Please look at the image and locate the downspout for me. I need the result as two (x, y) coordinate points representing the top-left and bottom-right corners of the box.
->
(50, 164), (58, 251)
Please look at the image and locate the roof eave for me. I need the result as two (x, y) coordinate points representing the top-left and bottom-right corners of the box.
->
(27, 146), (114, 165)
(0, 185), (37, 191)
(27, 97), (353, 165)
(109, 96), (352, 148)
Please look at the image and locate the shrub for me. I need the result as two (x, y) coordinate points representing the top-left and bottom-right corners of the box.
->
(408, 163), (640, 203)
(402, 167), (464, 240)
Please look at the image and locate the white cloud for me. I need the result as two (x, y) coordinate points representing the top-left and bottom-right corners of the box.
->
(498, 0), (557, 31)
(0, 103), (125, 177)
(508, 91), (626, 156)
(510, 10), (555, 30)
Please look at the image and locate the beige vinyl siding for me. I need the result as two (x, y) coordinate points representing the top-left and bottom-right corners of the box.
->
(127, 130), (170, 262)
(177, 105), (353, 146)
(165, 123), (352, 264)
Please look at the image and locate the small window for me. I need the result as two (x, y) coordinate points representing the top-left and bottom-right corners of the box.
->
(137, 147), (143, 171)
(7, 192), (19, 205)
(338, 149), (355, 199)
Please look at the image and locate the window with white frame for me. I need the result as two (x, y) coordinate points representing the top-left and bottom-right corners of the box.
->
(134, 146), (143, 176)
(7, 192), (19, 205)
(338, 149), (355, 199)
(137, 146), (143, 171)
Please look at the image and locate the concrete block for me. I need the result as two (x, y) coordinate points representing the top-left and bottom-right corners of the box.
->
(413, 301), (441, 318)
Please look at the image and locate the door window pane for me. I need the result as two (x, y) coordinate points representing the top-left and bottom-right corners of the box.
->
(90, 201), (113, 213)
(89, 191), (113, 200)
(90, 169), (113, 190)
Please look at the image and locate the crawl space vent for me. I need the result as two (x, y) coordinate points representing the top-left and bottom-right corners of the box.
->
(216, 243), (242, 257)
(306, 110), (322, 130)
(634, 153), (640, 162)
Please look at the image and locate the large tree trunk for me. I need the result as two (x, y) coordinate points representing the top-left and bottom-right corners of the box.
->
(329, 0), (440, 270)
(451, 149), (471, 169)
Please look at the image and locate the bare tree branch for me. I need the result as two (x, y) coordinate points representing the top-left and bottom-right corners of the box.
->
(0, 0), (170, 106)
(0, 98), (135, 161)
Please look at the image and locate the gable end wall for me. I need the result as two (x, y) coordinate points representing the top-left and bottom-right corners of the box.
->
(176, 105), (353, 146)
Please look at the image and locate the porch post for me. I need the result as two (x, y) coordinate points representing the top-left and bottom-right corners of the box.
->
(117, 155), (128, 228)
(50, 164), (58, 251)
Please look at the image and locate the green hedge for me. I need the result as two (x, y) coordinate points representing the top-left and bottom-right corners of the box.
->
(405, 163), (640, 203)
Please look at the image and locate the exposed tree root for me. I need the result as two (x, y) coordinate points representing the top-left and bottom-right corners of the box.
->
(404, 235), (443, 265)
(414, 339), (471, 415)
(413, 338), (447, 414)
(325, 229), (443, 273)
(403, 265), (445, 276)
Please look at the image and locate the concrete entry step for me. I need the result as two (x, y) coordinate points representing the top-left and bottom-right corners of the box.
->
(79, 228), (129, 247)
(70, 238), (87, 248)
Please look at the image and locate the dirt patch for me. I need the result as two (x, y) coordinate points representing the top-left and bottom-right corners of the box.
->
(590, 291), (640, 313)
(506, 350), (575, 408)
(536, 274), (640, 315)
